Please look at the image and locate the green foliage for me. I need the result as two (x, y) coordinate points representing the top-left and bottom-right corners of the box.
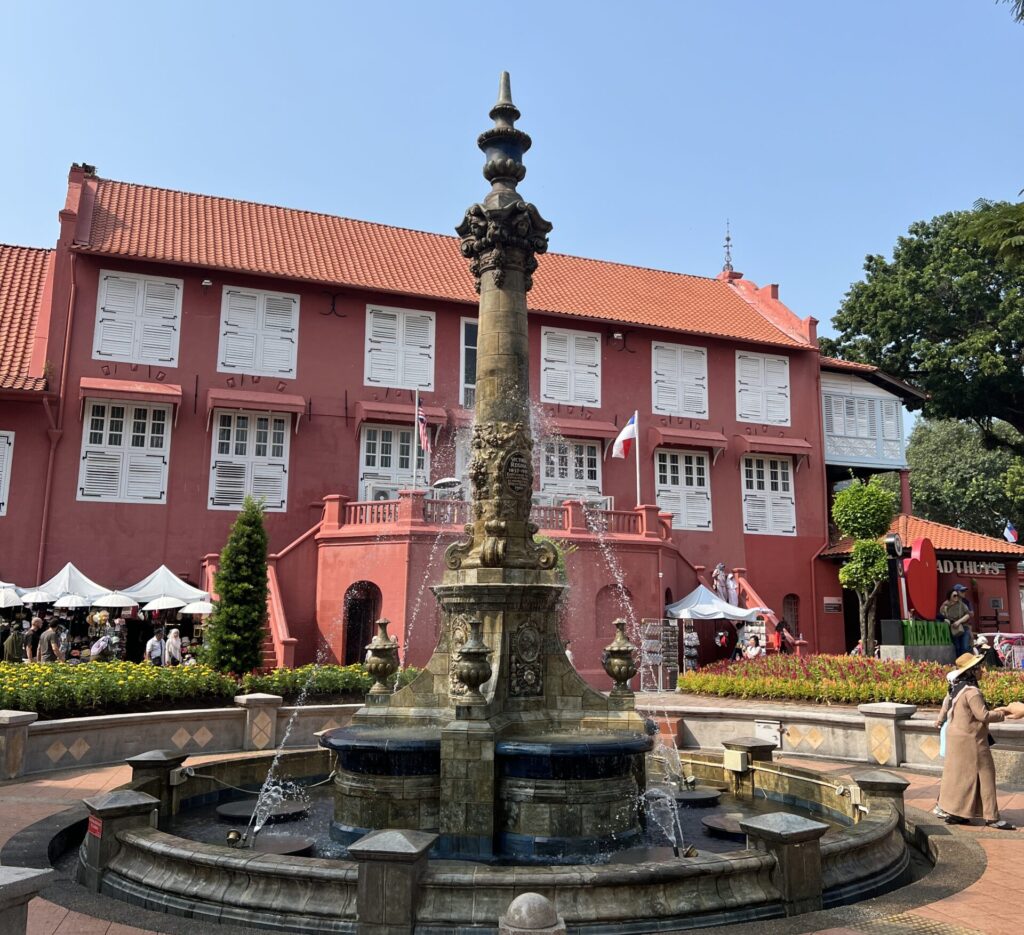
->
(0, 662), (236, 718)
(678, 654), (1024, 707)
(968, 200), (1024, 267)
(897, 419), (1021, 537)
(241, 664), (420, 699)
(838, 541), (889, 594)
(204, 496), (269, 676)
(832, 479), (897, 540)
(820, 207), (1024, 456)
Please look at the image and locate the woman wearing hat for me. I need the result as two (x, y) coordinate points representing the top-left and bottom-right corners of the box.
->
(934, 653), (1024, 829)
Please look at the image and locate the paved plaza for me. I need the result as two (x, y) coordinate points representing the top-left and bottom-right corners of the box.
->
(2, 753), (1021, 935)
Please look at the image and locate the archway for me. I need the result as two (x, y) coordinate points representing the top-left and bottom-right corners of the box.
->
(782, 593), (800, 633)
(342, 581), (382, 665)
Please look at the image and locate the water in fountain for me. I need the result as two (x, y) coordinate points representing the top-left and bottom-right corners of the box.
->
(643, 787), (686, 857)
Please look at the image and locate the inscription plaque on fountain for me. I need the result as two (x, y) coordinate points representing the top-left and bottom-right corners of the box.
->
(503, 451), (531, 494)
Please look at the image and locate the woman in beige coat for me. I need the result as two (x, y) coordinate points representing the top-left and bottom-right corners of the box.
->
(935, 653), (1024, 829)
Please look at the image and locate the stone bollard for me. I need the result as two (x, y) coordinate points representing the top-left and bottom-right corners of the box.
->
(124, 749), (190, 825)
(740, 812), (829, 916)
(858, 703), (917, 767)
(722, 736), (777, 797)
(851, 769), (911, 831)
(0, 711), (37, 780)
(0, 866), (54, 935)
(347, 829), (438, 935)
(79, 790), (160, 894)
(234, 693), (284, 751)
(500, 893), (566, 935)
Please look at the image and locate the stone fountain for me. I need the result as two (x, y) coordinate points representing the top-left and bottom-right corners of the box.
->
(321, 72), (652, 861)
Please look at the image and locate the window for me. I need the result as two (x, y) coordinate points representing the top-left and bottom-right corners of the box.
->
(0, 431), (13, 516)
(461, 318), (478, 407)
(77, 400), (171, 504)
(655, 449), (711, 530)
(364, 305), (435, 391)
(822, 392), (904, 463)
(92, 271), (183, 366)
(539, 438), (602, 503)
(359, 424), (427, 499)
(540, 327), (601, 406)
(823, 395), (876, 439)
(736, 352), (790, 425)
(741, 455), (796, 536)
(208, 410), (290, 511)
(652, 342), (708, 418)
(217, 287), (300, 378)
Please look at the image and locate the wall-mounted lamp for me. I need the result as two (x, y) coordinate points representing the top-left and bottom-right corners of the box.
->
(606, 329), (635, 353)
(201, 279), (213, 293)
(612, 331), (624, 341)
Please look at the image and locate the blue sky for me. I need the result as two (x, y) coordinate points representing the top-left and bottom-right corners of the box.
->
(1, 1), (1021, 337)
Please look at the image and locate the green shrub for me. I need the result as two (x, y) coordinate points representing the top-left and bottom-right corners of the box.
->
(678, 654), (1024, 707)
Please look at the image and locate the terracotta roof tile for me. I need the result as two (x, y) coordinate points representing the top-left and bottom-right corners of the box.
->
(79, 179), (812, 349)
(820, 356), (877, 373)
(0, 244), (50, 392)
(823, 513), (1024, 558)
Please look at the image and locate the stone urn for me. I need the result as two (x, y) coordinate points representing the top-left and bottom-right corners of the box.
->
(454, 618), (492, 704)
(602, 618), (637, 698)
(364, 618), (399, 696)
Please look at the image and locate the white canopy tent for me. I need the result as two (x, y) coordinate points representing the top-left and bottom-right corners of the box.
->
(665, 585), (768, 622)
(34, 563), (109, 602)
(124, 565), (208, 605)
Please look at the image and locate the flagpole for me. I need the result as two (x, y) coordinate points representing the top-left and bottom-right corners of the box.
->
(633, 410), (641, 508)
(414, 388), (420, 491)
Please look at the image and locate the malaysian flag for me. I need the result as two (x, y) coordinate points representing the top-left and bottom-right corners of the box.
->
(417, 403), (432, 454)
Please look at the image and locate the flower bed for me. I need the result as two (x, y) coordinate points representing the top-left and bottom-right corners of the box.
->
(0, 662), (422, 719)
(678, 654), (1024, 707)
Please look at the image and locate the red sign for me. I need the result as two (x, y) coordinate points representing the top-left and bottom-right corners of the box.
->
(904, 537), (938, 620)
(87, 815), (102, 838)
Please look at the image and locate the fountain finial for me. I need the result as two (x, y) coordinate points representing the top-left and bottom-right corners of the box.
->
(489, 71), (521, 128)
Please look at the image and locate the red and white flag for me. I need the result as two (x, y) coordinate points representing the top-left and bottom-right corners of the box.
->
(417, 403), (432, 454)
(612, 411), (638, 459)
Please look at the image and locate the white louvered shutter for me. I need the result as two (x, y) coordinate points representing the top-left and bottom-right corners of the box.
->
(124, 452), (167, 501)
(259, 294), (299, 375)
(94, 275), (140, 360)
(79, 451), (123, 500)
(681, 347), (708, 417)
(763, 356), (790, 425)
(138, 280), (180, 363)
(401, 312), (435, 390)
(541, 329), (571, 402)
(655, 488), (684, 529)
(769, 491), (797, 535)
(221, 291), (260, 371)
(684, 488), (712, 530)
(210, 460), (247, 508)
(736, 353), (765, 421)
(881, 400), (900, 440)
(742, 490), (770, 533)
(365, 308), (400, 386)
(570, 333), (601, 406)
(0, 432), (13, 516)
(251, 463), (287, 510)
(652, 343), (681, 414)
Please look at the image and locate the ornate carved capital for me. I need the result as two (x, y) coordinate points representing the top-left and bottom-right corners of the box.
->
(456, 200), (551, 293)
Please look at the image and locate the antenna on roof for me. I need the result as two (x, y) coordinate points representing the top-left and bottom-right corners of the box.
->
(722, 220), (734, 273)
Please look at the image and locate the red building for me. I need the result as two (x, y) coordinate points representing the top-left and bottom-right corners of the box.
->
(3, 164), (1016, 679)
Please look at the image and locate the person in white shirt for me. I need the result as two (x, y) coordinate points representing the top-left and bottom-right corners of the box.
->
(742, 635), (764, 660)
(144, 629), (165, 666)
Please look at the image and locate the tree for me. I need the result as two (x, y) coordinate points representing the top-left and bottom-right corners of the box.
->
(1000, 0), (1024, 24)
(833, 479), (897, 655)
(820, 207), (1024, 457)
(204, 496), (269, 675)
(892, 419), (1021, 538)
(967, 199), (1024, 269)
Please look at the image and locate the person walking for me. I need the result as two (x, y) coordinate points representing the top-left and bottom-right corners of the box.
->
(2, 623), (24, 663)
(37, 620), (63, 663)
(939, 588), (972, 657)
(24, 617), (43, 662)
(144, 628), (166, 666)
(165, 628), (182, 667)
(934, 653), (1024, 829)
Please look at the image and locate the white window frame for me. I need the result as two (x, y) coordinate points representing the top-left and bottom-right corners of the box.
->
(654, 448), (712, 530)
(539, 438), (603, 503)
(460, 317), (478, 407)
(651, 342), (708, 418)
(77, 399), (171, 505)
(92, 270), (183, 366)
(0, 431), (13, 516)
(540, 326), (601, 407)
(741, 455), (796, 536)
(359, 423), (428, 499)
(736, 351), (791, 426)
(208, 409), (291, 512)
(364, 305), (436, 391)
(216, 286), (300, 378)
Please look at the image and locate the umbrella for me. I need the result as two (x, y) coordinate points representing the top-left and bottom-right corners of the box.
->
(142, 595), (187, 612)
(54, 593), (91, 609)
(92, 591), (138, 609)
(180, 600), (215, 615)
(0, 587), (23, 608)
(20, 589), (54, 604)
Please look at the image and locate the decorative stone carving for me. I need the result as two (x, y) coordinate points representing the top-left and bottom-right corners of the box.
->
(457, 200), (551, 293)
(509, 621), (544, 697)
(602, 619), (638, 698)
(447, 614), (471, 697)
(364, 619), (399, 695)
(454, 619), (492, 703)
